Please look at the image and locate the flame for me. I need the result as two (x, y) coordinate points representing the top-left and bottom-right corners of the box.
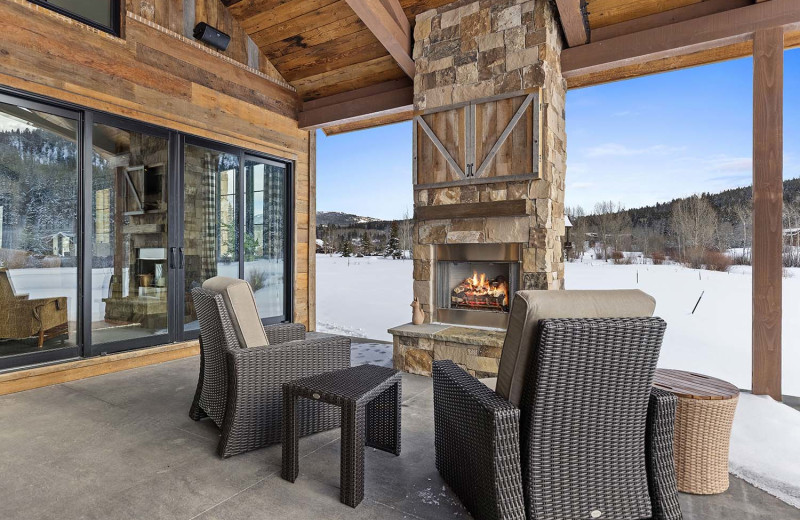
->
(452, 271), (510, 312)
(463, 272), (509, 305)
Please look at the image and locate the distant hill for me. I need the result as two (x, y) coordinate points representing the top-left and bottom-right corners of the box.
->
(622, 178), (800, 227)
(316, 211), (382, 227)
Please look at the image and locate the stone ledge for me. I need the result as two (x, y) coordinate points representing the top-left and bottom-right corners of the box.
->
(389, 323), (505, 378)
(388, 323), (505, 348)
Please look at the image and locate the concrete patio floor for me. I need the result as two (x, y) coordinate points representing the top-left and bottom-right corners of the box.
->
(1, 350), (798, 520)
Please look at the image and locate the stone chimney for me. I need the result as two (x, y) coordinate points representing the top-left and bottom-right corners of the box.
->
(410, 0), (567, 329)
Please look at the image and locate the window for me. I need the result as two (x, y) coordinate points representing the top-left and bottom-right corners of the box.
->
(30, 0), (119, 35)
(0, 99), (79, 359)
(0, 88), (293, 369)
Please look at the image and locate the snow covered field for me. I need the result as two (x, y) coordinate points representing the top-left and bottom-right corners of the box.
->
(317, 253), (799, 396)
(316, 254), (413, 340)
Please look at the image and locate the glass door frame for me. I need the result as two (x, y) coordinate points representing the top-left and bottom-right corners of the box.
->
(243, 154), (294, 326)
(83, 111), (176, 357)
(178, 137), (294, 342)
(0, 91), (83, 370)
(0, 86), (295, 369)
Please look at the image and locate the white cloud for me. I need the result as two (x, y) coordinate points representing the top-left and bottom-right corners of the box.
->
(705, 156), (752, 171)
(584, 143), (686, 157)
(568, 181), (595, 189)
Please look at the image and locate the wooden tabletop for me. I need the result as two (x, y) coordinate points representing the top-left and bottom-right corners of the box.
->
(653, 369), (739, 400)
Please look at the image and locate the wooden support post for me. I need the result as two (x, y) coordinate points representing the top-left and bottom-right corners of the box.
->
(752, 27), (783, 400)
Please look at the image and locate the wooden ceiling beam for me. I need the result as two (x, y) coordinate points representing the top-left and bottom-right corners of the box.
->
(298, 77), (413, 130)
(344, 0), (415, 77)
(562, 0), (800, 79)
(590, 0), (752, 42)
(322, 110), (413, 135)
(554, 0), (588, 47)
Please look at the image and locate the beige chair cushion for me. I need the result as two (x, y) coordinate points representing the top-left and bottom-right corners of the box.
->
(202, 276), (270, 348)
(495, 290), (657, 406)
(479, 377), (497, 391)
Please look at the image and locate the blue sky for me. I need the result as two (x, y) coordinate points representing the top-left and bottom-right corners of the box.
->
(317, 49), (800, 220)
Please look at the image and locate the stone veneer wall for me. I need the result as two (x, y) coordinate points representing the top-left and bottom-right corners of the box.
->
(411, 0), (567, 326)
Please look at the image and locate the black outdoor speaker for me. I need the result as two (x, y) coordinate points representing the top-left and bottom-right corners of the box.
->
(193, 22), (231, 52)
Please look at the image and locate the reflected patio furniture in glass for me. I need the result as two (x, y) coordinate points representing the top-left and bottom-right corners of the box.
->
(0, 100), (78, 358)
(91, 122), (170, 346)
(0, 268), (68, 348)
(189, 281), (350, 458)
(432, 290), (682, 520)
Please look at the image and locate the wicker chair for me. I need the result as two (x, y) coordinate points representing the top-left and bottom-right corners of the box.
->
(0, 268), (68, 348)
(189, 285), (350, 458)
(432, 290), (682, 520)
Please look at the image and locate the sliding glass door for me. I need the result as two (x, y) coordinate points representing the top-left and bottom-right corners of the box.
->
(182, 140), (240, 333)
(244, 156), (291, 322)
(179, 144), (292, 336)
(89, 116), (171, 351)
(0, 88), (293, 369)
(0, 96), (81, 368)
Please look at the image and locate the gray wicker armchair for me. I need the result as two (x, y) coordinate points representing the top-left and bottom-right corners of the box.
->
(189, 283), (350, 458)
(432, 290), (682, 520)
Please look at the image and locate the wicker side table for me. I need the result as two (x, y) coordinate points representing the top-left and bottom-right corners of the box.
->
(653, 369), (739, 494)
(282, 364), (402, 508)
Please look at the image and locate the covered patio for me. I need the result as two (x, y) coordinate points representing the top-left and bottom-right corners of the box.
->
(1, 0), (799, 518)
(1, 343), (797, 520)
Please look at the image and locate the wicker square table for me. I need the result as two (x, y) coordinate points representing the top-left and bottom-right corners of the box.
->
(281, 364), (402, 507)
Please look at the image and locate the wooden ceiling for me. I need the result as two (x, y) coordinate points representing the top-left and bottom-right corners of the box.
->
(224, 0), (450, 102)
(215, 0), (800, 132)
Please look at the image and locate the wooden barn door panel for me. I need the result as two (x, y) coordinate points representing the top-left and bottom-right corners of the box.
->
(414, 93), (537, 187)
(415, 107), (467, 185)
(474, 93), (536, 179)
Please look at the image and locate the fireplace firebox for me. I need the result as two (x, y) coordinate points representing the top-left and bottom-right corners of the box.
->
(436, 244), (520, 328)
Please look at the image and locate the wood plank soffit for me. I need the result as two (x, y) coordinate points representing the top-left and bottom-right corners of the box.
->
(298, 78), (413, 130)
(590, 0), (753, 43)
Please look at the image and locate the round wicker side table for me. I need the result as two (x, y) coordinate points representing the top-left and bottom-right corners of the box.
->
(653, 369), (739, 495)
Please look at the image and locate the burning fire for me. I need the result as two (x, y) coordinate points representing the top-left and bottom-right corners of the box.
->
(452, 271), (509, 310)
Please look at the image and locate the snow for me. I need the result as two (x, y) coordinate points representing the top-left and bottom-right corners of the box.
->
(316, 253), (799, 396)
(729, 393), (800, 508)
(566, 258), (800, 397)
(316, 254), (412, 341)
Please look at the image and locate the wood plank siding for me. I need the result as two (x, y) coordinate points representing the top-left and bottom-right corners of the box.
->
(0, 0), (316, 330)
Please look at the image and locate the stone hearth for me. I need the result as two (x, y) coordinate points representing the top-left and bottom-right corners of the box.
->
(389, 323), (505, 378)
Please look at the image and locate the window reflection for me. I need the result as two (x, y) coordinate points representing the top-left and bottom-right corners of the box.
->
(245, 159), (287, 319)
(91, 123), (169, 344)
(0, 102), (78, 355)
(183, 144), (240, 331)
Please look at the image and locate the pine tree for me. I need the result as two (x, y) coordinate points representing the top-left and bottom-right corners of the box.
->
(361, 231), (371, 256)
(341, 239), (352, 258)
(385, 221), (401, 259)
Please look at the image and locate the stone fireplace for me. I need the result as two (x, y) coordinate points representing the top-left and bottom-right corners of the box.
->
(390, 0), (566, 378)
